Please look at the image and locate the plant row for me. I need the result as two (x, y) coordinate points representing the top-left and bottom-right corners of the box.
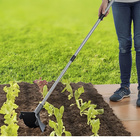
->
(61, 79), (104, 136)
(0, 81), (20, 136)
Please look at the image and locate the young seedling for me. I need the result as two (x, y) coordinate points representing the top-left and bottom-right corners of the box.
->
(4, 81), (20, 102)
(77, 99), (91, 116)
(74, 86), (84, 101)
(61, 79), (73, 100)
(43, 102), (54, 117)
(90, 119), (100, 136)
(74, 86), (90, 115)
(87, 105), (104, 125)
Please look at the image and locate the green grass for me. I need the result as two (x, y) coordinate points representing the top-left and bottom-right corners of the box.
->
(0, 0), (137, 85)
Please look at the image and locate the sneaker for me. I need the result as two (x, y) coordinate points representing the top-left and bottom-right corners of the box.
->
(110, 87), (130, 102)
(136, 90), (140, 107)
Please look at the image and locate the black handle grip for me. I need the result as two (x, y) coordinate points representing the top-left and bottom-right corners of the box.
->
(99, 0), (111, 20)
(99, 14), (105, 20)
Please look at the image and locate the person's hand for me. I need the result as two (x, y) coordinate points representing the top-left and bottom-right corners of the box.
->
(98, 0), (110, 17)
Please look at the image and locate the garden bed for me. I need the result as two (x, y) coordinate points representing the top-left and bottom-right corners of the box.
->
(0, 81), (131, 136)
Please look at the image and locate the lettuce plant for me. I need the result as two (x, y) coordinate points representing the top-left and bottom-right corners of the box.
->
(74, 86), (84, 100)
(61, 79), (73, 100)
(90, 119), (100, 136)
(87, 105), (104, 125)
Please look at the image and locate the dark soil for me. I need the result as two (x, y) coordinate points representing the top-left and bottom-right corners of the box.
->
(0, 81), (131, 136)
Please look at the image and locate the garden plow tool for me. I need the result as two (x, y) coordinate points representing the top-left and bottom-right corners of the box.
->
(19, 0), (115, 132)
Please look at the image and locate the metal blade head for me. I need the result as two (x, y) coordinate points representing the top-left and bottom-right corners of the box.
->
(19, 112), (38, 128)
(19, 112), (46, 132)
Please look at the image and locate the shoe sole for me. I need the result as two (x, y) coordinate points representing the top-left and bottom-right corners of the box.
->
(110, 94), (130, 102)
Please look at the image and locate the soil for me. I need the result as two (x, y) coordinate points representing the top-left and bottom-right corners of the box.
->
(0, 81), (131, 136)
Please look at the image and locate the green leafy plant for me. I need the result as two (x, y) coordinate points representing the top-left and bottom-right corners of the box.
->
(86, 105), (104, 136)
(74, 86), (84, 100)
(90, 119), (100, 136)
(43, 102), (54, 117)
(0, 81), (20, 136)
(76, 99), (91, 116)
(4, 81), (20, 102)
(44, 102), (71, 136)
(61, 79), (73, 100)
(87, 105), (104, 125)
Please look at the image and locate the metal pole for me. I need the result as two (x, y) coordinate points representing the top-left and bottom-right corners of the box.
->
(40, 0), (115, 106)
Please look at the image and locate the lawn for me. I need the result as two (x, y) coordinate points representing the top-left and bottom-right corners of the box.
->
(0, 0), (137, 85)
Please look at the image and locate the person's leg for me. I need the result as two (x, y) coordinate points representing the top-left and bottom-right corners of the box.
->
(132, 1), (140, 90)
(110, 2), (132, 102)
(112, 2), (132, 88)
(132, 1), (140, 106)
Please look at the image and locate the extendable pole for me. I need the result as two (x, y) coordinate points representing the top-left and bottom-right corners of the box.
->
(35, 0), (115, 114)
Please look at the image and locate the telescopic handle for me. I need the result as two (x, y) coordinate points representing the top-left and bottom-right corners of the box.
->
(36, 0), (115, 111)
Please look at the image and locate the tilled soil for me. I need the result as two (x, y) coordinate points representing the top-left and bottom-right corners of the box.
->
(0, 81), (131, 136)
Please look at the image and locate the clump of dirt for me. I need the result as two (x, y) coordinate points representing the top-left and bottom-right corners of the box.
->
(0, 81), (131, 136)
